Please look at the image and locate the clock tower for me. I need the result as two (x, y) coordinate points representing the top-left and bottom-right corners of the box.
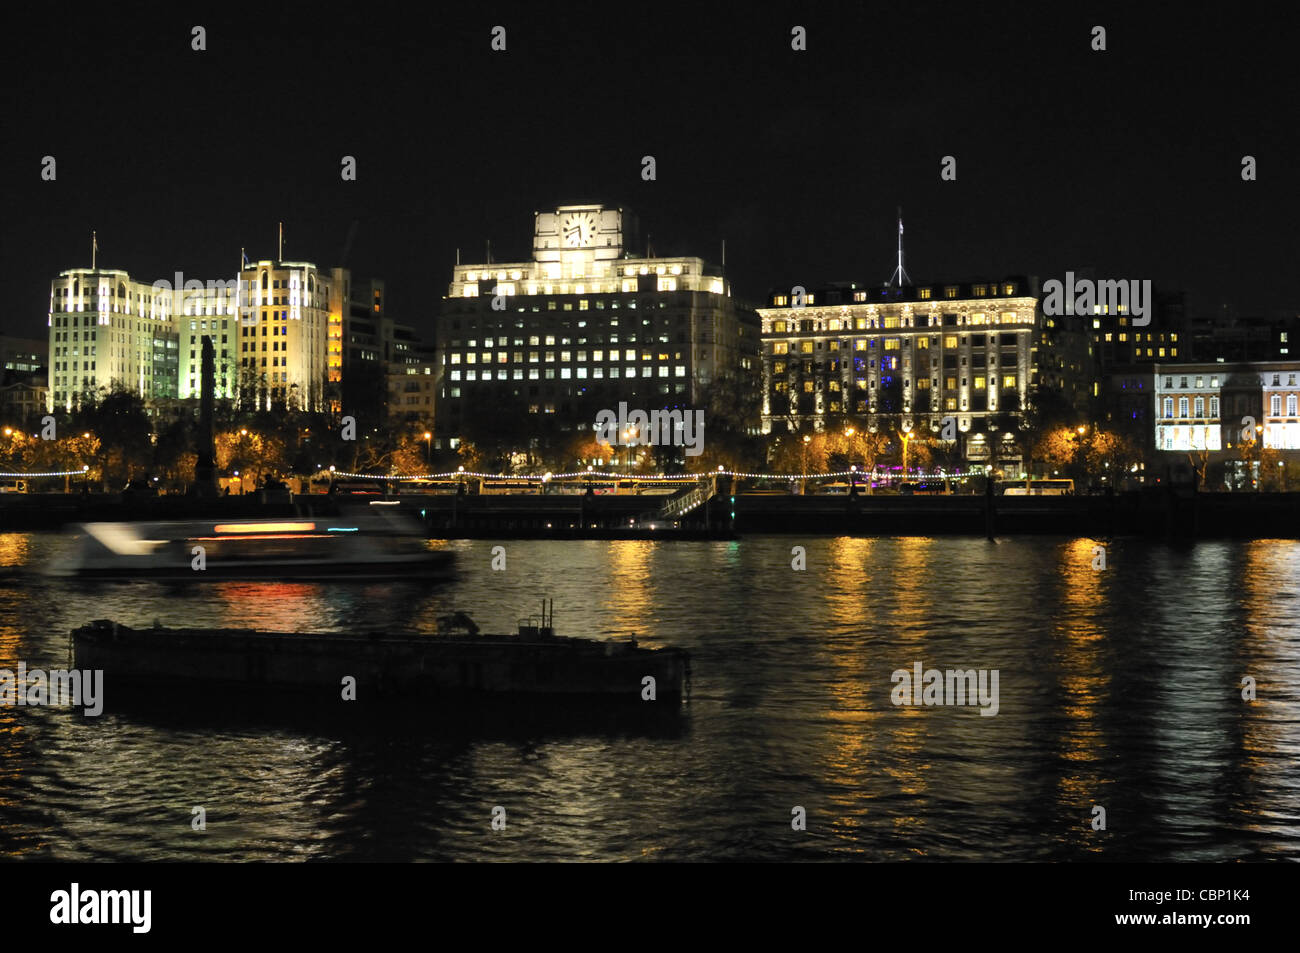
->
(533, 205), (629, 263)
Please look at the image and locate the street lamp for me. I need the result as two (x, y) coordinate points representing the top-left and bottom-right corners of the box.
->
(800, 435), (812, 493)
(623, 427), (637, 471)
(423, 431), (432, 467)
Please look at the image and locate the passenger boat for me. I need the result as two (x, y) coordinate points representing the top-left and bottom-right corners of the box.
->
(51, 507), (453, 581)
(71, 602), (689, 704)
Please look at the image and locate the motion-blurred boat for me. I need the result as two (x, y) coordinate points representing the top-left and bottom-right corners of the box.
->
(51, 507), (452, 581)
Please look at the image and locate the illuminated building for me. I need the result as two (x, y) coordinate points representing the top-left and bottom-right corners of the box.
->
(1154, 361), (1300, 451)
(177, 283), (239, 401)
(47, 269), (178, 410)
(234, 260), (331, 411)
(434, 204), (759, 453)
(757, 277), (1054, 467)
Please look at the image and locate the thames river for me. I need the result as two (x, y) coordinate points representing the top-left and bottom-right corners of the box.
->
(2, 532), (1298, 861)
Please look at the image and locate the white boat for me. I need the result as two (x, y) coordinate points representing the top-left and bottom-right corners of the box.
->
(51, 507), (454, 581)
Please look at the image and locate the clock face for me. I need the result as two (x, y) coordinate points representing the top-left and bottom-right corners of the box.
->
(561, 211), (597, 247)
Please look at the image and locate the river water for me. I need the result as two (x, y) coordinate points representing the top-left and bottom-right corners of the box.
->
(1, 532), (1298, 861)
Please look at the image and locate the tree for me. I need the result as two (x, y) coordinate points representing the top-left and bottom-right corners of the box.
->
(1086, 429), (1142, 489)
(153, 418), (196, 491)
(83, 387), (152, 486)
(693, 372), (765, 473)
(1033, 427), (1081, 479)
(826, 427), (889, 491)
(216, 428), (285, 489)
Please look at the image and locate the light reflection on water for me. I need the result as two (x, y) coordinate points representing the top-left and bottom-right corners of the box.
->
(0, 531), (1298, 861)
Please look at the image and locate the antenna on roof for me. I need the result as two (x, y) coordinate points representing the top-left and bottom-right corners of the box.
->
(886, 207), (911, 289)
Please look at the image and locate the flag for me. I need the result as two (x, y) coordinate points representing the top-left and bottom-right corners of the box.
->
(242, 250), (250, 267)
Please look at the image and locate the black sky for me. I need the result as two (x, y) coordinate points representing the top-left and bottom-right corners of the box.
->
(2, 2), (1296, 342)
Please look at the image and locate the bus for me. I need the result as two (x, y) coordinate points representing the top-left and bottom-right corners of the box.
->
(396, 479), (466, 495)
(479, 479), (543, 495)
(1000, 478), (1074, 496)
(617, 478), (700, 496)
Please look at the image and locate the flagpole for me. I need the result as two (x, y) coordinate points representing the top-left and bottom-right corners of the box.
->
(92, 231), (97, 270)
(278, 222), (283, 263)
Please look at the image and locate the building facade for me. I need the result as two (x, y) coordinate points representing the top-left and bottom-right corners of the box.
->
(757, 277), (1060, 467)
(234, 260), (331, 411)
(47, 259), (373, 415)
(434, 204), (759, 455)
(47, 269), (178, 411)
(1153, 361), (1300, 453)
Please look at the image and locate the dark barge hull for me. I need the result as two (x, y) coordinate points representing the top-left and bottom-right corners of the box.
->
(72, 621), (689, 705)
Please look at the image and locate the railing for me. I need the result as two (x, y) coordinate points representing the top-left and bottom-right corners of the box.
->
(653, 474), (717, 523)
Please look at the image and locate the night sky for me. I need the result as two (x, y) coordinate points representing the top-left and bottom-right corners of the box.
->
(2, 3), (1295, 342)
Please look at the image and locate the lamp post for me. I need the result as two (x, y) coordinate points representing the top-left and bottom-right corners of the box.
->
(1070, 424), (1087, 489)
(901, 425), (913, 482)
(423, 431), (432, 467)
(1255, 424), (1264, 490)
(801, 434), (811, 494)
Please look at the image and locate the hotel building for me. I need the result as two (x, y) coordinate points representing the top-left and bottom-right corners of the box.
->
(433, 203), (759, 453)
(757, 277), (1069, 467)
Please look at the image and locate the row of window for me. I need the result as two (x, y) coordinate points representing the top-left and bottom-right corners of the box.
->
(449, 366), (689, 382)
(771, 283), (1019, 307)
(450, 349), (684, 364)
(443, 382), (691, 401)
(768, 312), (1027, 333)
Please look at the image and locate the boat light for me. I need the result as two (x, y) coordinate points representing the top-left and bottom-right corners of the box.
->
(213, 522), (316, 534)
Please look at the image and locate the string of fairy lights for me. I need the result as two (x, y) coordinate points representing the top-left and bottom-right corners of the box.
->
(0, 467), (90, 478)
(0, 465), (982, 480)
(329, 468), (983, 482)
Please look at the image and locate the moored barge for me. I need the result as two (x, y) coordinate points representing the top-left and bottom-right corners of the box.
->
(71, 604), (689, 705)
